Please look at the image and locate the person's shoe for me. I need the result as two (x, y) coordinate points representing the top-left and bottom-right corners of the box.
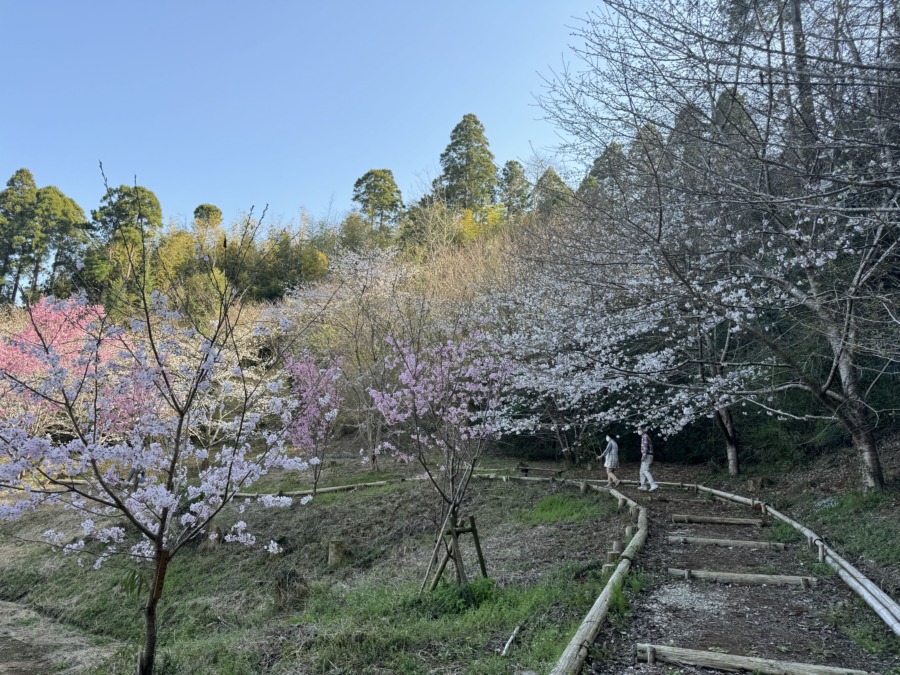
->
(638, 485), (648, 491)
(614, 479), (621, 487)
(649, 484), (658, 491)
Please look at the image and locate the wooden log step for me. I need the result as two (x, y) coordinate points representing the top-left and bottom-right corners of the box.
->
(517, 465), (563, 477)
(636, 643), (869, 674)
(667, 535), (785, 550)
(671, 514), (764, 526)
(668, 567), (817, 587)
(616, 479), (695, 488)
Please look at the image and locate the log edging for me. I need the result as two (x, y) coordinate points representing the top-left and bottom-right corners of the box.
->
(636, 643), (871, 674)
(549, 482), (647, 675)
(667, 567), (817, 587)
(667, 535), (785, 549)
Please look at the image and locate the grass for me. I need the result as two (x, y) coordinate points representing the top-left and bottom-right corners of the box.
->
(0, 476), (628, 674)
(288, 567), (600, 674)
(823, 595), (900, 657)
(800, 489), (900, 568)
(764, 521), (802, 544)
(518, 493), (617, 524)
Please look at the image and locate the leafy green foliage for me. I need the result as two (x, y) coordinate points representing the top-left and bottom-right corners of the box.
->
(499, 160), (531, 219)
(437, 113), (498, 218)
(533, 167), (572, 216)
(352, 169), (404, 231)
(0, 169), (89, 303)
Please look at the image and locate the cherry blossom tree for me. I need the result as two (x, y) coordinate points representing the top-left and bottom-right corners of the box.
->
(529, 0), (899, 488)
(282, 249), (417, 470)
(285, 353), (343, 493)
(370, 334), (510, 582)
(0, 213), (316, 674)
(488, 261), (754, 475)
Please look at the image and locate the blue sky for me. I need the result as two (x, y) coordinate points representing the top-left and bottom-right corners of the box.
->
(1, 1), (596, 229)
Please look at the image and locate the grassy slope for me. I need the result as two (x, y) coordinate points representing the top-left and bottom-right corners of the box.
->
(0, 475), (628, 674)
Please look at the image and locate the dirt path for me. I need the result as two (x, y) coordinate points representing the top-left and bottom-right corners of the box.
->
(0, 601), (117, 674)
(585, 484), (900, 674)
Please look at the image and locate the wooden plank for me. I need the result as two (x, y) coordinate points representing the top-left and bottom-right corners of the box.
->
(668, 567), (817, 587)
(518, 466), (563, 476)
(671, 514), (764, 526)
(667, 535), (785, 550)
(636, 643), (870, 674)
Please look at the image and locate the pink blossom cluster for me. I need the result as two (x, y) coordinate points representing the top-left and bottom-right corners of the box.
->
(0, 295), (312, 569)
(369, 335), (511, 500)
(284, 354), (343, 453)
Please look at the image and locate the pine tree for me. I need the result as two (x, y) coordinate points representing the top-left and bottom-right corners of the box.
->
(499, 160), (531, 219)
(534, 167), (573, 217)
(352, 169), (404, 231)
(438, 114), (498, 218)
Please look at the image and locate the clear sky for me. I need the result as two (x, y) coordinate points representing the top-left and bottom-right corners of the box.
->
(1, 1), (597, 229)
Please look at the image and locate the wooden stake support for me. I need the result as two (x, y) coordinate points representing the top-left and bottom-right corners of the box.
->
(667, 535), (785, 550)
(635, 643), (869, 674)
(671, 514), (764, 526)
(426, 515), (488, 590)
(469, 516), (488, 578)
(429, 541), (454, 592)
(668, 567), (817, 587)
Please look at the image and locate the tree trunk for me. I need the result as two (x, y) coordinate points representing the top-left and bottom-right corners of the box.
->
(10, 262), (22, 305)
(448, 516), (468, 585)
(714, 406), (740, 476)
(29, 256), (41, 301)
(790, 0), (818, 142)
(139, 549), (170, 675)
(852, 425), (884, 491)
(833, 346), (884, 490)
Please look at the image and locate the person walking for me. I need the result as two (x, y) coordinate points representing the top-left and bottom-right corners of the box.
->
(597, 434), (620, 486)
(637, 427), (658, 491)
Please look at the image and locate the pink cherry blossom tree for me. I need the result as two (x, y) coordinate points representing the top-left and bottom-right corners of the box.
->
(370, 334), (510, 582)
(0, 215), (315, 674)
(285, 353), (343, 493)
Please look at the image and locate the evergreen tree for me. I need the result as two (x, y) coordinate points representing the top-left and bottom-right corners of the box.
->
(533, 167), (573, 217)
(34, 186), (89, 300)
(577, 142), (628, 211)
(499, 160), (531, 219)
(438, 114), (498, 218)
(0, 170), (90, 302)
(352, 169), (404, 231)
(193, 203), (223, 228)
(0, 169), (38, 303)
(85, 184), (163, 307)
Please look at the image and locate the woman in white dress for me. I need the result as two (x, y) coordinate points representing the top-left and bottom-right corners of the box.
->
(598, 434), (620, 486)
